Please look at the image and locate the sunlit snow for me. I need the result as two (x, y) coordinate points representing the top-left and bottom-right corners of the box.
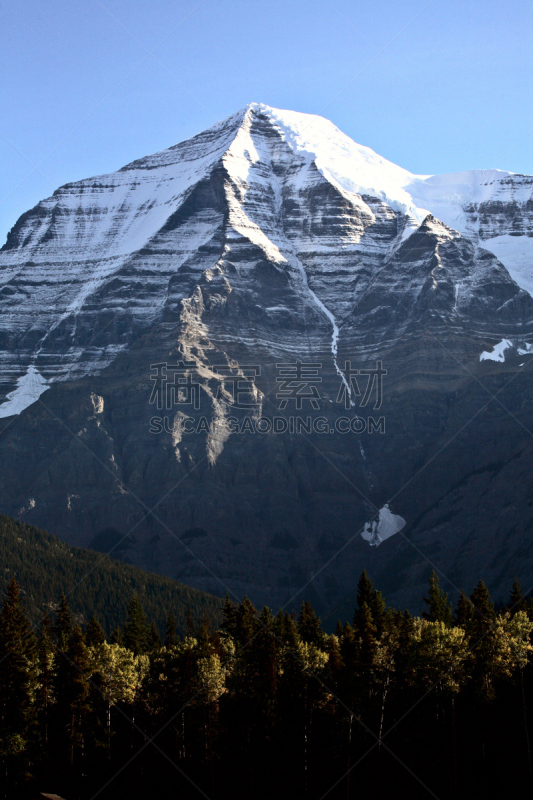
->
(248, 105), (533, 298)
(0, 366), (49, 418)
(361, 504), (406, 547)
(2, 102), (533, 408)
(479, 339), (514, 362)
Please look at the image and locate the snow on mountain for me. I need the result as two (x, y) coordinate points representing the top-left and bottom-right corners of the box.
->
(249, 104), (429, 219)
(361, 504), (406, 547)
(1, 102), (533, 416)
(248, 106), (533, 294)
(0, 366), (49, 418)
(480, 338), (533, 363)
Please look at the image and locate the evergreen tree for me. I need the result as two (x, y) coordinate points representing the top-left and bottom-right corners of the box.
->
(0, 579), (37, 780)
(36, 614), (55, 749)
(454, 590), (472, 627)
(221, 594), (237, 639)
(509, 577), (525, 614)
(468, 580), (496, 640)
(233, 597), (257, 647)
(370, 589), (388, 636)
(54, 625), (91, 774)
(355, 602), (378, 676)
(186, 608), (195, 638)
(123, 595), (148, 655)
(339, 622), (358, 678)
(273, 610), (300, 651)
(165, 612), (177, 647)
(109, 626), (124, 646)
(323, 633), (343, 692)
(54, 592), (72, 651)
(422, 571), (453, 627)
(298, 600), (323, 645)
(356, 570), (374, 611)
(467, 581), (498, 700)
(354, 571), (387, 636)
(85, 615), (106, 646)
(147, 621), (162, 652)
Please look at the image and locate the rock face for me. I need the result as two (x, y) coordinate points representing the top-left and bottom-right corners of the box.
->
(1, 103), (533, 613)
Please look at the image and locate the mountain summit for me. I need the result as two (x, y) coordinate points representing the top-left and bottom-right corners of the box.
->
(1, 105), (533, 611)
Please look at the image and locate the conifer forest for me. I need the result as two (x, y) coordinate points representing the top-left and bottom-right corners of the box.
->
(2, 568), (533, 800)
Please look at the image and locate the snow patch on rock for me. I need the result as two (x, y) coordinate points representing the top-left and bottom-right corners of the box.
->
(361, 504), (406, 547)
(0, 366), (49, 418)
(480, 339), (514, 362)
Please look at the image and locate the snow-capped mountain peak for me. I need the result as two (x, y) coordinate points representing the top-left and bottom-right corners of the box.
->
(1, 103), (533, 613)
(2, 102), (533, 405)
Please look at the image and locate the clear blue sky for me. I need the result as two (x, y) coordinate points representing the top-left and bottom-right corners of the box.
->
(1, 0), (532, 244)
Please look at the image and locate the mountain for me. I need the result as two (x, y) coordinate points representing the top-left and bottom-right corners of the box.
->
(0, 513), (223, 635)
(1, 103), (533, 613)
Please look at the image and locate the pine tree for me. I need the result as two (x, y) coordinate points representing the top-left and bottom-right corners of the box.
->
(354, 571), (387, 636)
(109, 626), (124, 646)
(339, 622), (358, 675)
(123, 595), (148, 655)
(54, 625), (91, 773)
(356, 570), (374, 611)
(355, 602), (378, 674)
(467, 581), (498, 700)
(233, 597), (257, 647)
(221, 594), (237, 638)
(36, 614), (55, 748)
(54, 592), (72, 651)
(165, 612), (177, 647)
(85, 615), (106, 646)
(454, 590), (472, 627)
(422, 571), (453, 626)
(244, 606), (278, 709)
(371, 589), (388, 637)
(324, 633), (343, 692)
(147, 621), (162, 652)
(186, 608), (195, 638)
(509, 577), (525, 614)
(468, 580), (495, 640)
(0, 579), (37, 777)
(298, 600), (323, 645)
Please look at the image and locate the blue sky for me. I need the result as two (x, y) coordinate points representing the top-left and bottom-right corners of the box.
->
(1, 0), (532, 244)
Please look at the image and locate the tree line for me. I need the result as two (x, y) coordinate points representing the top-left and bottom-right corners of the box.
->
(1, 571), (533, 799)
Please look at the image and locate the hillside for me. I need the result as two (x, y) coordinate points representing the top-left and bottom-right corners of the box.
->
(0, 514), (223, 634)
